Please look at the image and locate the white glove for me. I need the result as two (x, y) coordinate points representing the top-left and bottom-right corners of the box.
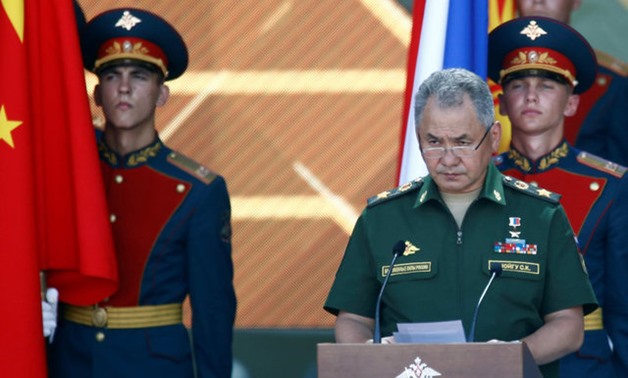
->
(42, 288), (58, 342)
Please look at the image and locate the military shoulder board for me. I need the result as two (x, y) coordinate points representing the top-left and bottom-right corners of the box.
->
(367, 178), (424, 208)
(596, 49), (628, 77)
(502, 175), (561, 203)
(167, 152), (217, 185)
(577, 151), (626, 179)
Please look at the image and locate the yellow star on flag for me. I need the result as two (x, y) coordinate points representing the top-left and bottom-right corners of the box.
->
(1, 0), (25, 42)
(0, 105), (23, 148)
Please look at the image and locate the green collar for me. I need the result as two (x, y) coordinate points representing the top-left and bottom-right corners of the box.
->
(414, 163), (507, 208)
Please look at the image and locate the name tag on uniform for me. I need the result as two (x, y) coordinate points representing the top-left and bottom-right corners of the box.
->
(489, 260), (540, 275)
(382, 262), (432, 277)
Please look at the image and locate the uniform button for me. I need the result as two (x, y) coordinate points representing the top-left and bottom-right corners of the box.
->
(91, 307), (108, 328)
(176, 184), (186, 193)
(529, 181), (538, 187)
(95, 332), (105, 342)
(110, 214), (117, 223)
(590, 182), (600, 191)
(115, 175), (124, 184)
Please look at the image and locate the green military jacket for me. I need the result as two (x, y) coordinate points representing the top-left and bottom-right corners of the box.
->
(325, 163), (597, 377)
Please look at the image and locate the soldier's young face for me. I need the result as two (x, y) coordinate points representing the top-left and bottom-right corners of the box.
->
(516, 0), (581, 23)
(94, 64), (168, 132)
(418, 96), (500, 194)
(499, 76), (578, 139)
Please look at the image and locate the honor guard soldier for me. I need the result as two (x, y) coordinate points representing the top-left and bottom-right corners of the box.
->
(490, 16), (628, 378)
(47, 8), (236, 378)
(325, 68), (597, 378)
(516, 0), (628, 167)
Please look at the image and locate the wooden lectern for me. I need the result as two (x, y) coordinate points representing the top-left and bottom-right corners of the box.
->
(317, 342), (542, 377)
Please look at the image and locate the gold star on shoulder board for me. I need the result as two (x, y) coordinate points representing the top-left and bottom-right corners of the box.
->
(537, 188), (552, 198)
(376, 191), (390, 200)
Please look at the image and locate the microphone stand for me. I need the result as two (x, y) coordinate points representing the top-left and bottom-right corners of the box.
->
(373, 240), (406, 343)
(467, 264), (502, 342)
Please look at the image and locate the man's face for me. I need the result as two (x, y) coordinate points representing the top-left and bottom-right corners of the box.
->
(94, 64), (168, 132)
(418, 95), (500, 194)
(499, 76), (578, 138)
(516, 0), (581, 23)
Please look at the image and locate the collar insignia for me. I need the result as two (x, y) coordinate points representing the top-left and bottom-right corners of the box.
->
(419, 190), (427, 203)
(507, 142), (569, 172)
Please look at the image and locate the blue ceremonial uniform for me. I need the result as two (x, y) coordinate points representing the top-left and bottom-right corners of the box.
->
(49, 134), (236, 378)
(49, 7), (235, 378)
(568, 52), (628, 167)
(495, 142), (628, 377)
(489, 16), (627, 377)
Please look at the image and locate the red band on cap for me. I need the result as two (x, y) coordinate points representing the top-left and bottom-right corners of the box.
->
(94, 37), (169, 76)
(500, 47), (577, 86)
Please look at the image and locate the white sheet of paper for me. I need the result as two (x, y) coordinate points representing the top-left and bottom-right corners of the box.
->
(393, 320), (466, 343)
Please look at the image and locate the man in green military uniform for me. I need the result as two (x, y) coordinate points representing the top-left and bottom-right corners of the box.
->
(324, 68), (597, 377)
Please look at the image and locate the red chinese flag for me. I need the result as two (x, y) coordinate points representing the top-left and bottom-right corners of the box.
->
(23, 0), (119, 305)
(0, 2), (45, 374)
(0, 0), (118, 374)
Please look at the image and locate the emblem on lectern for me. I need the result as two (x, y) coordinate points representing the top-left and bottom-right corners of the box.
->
(396, 355), (441, 378)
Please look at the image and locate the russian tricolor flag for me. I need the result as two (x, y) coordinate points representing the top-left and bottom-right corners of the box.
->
(396, 0), (512, 185)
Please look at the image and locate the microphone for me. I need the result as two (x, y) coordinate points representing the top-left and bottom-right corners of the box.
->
(467, 262), (502, 342)
(374, 240), (406, 344)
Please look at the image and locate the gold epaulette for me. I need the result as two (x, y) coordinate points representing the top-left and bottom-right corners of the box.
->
(502, 176), (561, 203)
(167, 151), (217, 185)
(596, 49), (628, 77)
(577, 151), (626, 179)
(367, 178), (423, 207)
